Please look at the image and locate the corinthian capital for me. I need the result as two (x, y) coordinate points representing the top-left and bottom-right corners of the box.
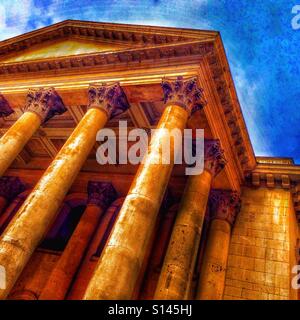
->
(87, 181), (118, 210)
(161, 76), (206, 115)
(24, 88), (67, 123)
(88, 83), (130, 119)
(209, 190), (241, 226)
(204, 139), (227, 177)
(0, 176), (26, 201)
(0, 94), (14, 118)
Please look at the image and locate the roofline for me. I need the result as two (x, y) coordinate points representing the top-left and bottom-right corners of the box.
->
(0, 19), (219, 45)
(215, 33), (256, 166)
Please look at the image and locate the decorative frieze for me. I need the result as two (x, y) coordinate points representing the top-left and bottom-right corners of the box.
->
(161, 76), (206, 115)
(281, 175), (290, 189)
(0, 42), (213, 75)
(209, 189), (241, 226)
(291, 184), (300, 221)
(24, 88), (67, 123)
(247, 172), (292, 189)
(207, 50), (251, 172)
(266, 174), (275, 188)
(88, 83), (130, 119)
(87, 181), (118, 210)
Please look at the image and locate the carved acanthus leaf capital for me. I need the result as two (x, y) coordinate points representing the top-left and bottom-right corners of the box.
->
(204, 139), (227, 177)
(88, 82), (130, 119)
(0, 176), (26, 201)
(0, 94), (14, 118)
(87, 181), (118, 210)
(209, 190), (241, 226)
(24, 88), (67, 123)
(161, 76), (206, 116)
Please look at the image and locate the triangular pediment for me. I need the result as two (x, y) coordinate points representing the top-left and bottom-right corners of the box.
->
(0, 38), (130, 63)
(0, 19), (217, 64)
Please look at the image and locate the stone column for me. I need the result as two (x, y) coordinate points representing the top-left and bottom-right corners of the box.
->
(154, 140), (226, 300)
(139, 203), (178, 300)
(196, 190), (241, 300)
(0, 89), (67, 176)
(0, 83), (130, 300)
(39, 181), (117, 300)
(83, 76), (206, 300)
(0, 177), (26, 214)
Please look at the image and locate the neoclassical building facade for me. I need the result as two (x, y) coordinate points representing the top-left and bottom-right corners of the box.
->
(0, 20), (298, 300)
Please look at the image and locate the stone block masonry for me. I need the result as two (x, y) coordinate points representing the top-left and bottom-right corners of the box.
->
(224, 187), (299, 300)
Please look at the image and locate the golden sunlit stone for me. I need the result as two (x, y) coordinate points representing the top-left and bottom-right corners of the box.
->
(0, 39), (128, 63)
(0, 20), (298, 301)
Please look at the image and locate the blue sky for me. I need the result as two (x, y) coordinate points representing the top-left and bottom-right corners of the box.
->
(0, 0), (299, 162)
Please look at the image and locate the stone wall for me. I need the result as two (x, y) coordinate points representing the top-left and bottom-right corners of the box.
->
(224, 187), (299, 300)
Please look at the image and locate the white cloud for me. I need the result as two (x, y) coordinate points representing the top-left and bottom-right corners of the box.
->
(0, 0), (33, 40)
(0, 0), (63, 41)
(0, 3), (6, 29)
(231, 61), (272, 157)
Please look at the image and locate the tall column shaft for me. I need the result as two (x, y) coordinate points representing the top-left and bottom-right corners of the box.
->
(39, 182), (117, 300)
(0, 82), (130, 299)
(196, 219), (231, 300)
(0, 108), (107, 299)
(84, 104), (188, 300)
(67, 198), (124, 300)
(83, 76), (206, 300)
(0, 112), (41, 176)
(139, 203), (178, 300)
(154, 139), (226, 300)
(154, 170), (212, 299)
(39, 204), (103, 300)
(196, 190), (241, 300)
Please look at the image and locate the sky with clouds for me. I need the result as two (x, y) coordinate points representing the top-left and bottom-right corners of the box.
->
(0, 0), (299, 162)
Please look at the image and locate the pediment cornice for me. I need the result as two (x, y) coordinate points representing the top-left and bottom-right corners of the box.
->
(0, 20), (214, 60)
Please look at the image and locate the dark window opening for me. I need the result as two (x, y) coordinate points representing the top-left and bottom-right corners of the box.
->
(40, 205), (86, 252)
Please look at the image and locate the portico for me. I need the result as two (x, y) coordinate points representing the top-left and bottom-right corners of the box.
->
(0, 20), (297, 301)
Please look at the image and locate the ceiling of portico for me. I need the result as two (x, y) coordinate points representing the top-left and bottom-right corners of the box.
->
(0, 89), (231, 190)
